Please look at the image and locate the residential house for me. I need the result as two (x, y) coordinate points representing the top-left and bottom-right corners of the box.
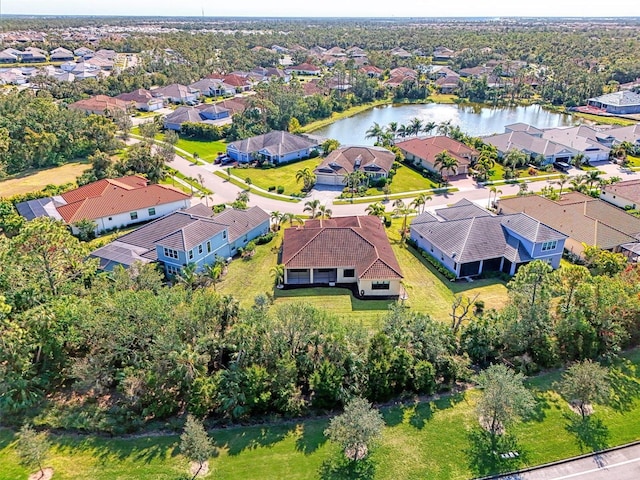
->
(152, 83), (200, 104)
(21, 47), (47, 62)
(216, 97), (249, 116)
(347, 46), (367, 58)
(600, 179), (640, 210)
(0, 49), (18, 63)
(116, 88), (164, 111)
(326, 46), (346, 57)
(74, 47), (95, 59)
(397, 136), (479, 176)
(85, 56), (114, 70)
(390, 47), (412, 58)
(432, 47), (455, 62)
(410, 199), (567, 278)
(67, 95), (129, 116)
(251, 66), (290, 83)
(89, 205), (270, 274)
(163, 104), (231, 131)
(189, 78), (235, 97)
(459, 66), (492, 78)
(226, 131), (319, 165)
(285, 63), (322, 75)
(223, 73), (252, 92)
(389, 67), (418, 79)
(314, 146), (395, 186)
(587, 91), (640, 115)
(15, 175), (192, 235)
(602, 124), (640, 149)
(281, 216), (404, 297)
(50, 47), (74, 62)
(360, 65), (383, 78)
(483, 129), (577, 165)
(498, 192), (640, 258)
(435, 74), (460, 94)
(541, 125), (611, 162)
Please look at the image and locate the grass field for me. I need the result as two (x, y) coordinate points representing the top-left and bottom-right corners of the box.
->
(2, 349), (639, 480)
(216, 219), (508, 324)
(174, 138), (227, 163)
(230, 158), (321, 195)
(0, 162), (88, 198)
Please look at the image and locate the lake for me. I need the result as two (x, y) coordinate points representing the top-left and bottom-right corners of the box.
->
(313, 104), (577, 146)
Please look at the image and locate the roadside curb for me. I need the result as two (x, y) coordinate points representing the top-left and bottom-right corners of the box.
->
(475, 439), (640, 479)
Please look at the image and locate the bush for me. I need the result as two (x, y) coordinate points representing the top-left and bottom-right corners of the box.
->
(407, 242), (457, 281)
(277, 186), (285, 194)
(255, 232), (275, 245)
(268, 185), (276, 192)
(383, 215), (392, 228)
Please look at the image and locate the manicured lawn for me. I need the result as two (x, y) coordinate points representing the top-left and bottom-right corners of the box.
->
(230, 158), (321, 195)
(625, 155), (640, 167)
(213, 171), (300, 202)
(367, 163), (439, 196)
(217, 218), (508, 324)
(427, 93), (458, 104)
(175, 138), (227, 163)
(0, 161), (89, 198)
(3, 349), (640, 480)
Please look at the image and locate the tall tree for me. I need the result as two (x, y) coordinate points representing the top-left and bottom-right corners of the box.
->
(324, 397), (385, 461)
(557, 360), (610, 419)
(15, 424), (50, 479)
(434, 150), (459, 183)
(476, 364), (535, 443)
(180, 414), (215, 480)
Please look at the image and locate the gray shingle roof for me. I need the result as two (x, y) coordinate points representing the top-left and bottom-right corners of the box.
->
(164, 106), (204, 125)
(228, 131), (318, 156)
(209, 206), (270, 242)
(155, 219), (226, 251)
(435, 199), (491, 221)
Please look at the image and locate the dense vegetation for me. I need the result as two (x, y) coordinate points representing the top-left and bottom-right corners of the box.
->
(1, 218), (639, 435)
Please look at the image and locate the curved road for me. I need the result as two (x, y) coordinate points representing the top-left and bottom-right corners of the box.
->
(168, 152), (638, 215)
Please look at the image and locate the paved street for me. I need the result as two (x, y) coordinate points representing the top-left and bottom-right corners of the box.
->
(167, 151), (638, 216)
(492, 443), (640, 480)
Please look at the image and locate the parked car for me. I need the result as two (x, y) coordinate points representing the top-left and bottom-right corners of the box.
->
(554, 161), (571, 172)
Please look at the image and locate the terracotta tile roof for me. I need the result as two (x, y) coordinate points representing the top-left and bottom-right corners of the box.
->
(396, 136), (478, 168)
(602, 179), (640, 204)
(282, 216), (402, 280)
(223, 74), (250, 87)
(68, 94), (128, 114)
(56, 175), (191, 223)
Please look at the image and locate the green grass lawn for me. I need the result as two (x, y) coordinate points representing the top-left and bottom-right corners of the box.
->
(366, 164), (439, 196)
(230, 158), (322, 195)
(3, 349), (640, 480)
(174, 138), (227, 163)
(216, 219), (508, 324)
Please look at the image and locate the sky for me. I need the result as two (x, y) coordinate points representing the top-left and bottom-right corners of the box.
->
(2, 0), (640, 19)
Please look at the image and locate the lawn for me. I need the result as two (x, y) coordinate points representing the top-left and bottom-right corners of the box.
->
(174, 138), (227, 163)
(3, 349), (640, 480)
(0, 161), (89, 198)
(230, 158), (322, 195)
(216, 218), (508, 325)
(367, 163), (439, 195)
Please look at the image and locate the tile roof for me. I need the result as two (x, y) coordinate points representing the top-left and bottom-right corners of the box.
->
(542, 125), (611, 155)
(434, 198), (490, 221)
(115, 88), (158, 104)
(67, 94), (128, 114)
(602, 179), (640, 204)
(228, 131), (318, 156)
(315, 146), (395, 177)
(498, 193), (640, 250)
(396, 136), (478, 167)
(589, 91), (640, 107)
(483, 131), (577, 158)
(155, 219), (226, 251)
(207, 206), (270, 242)
(282, 216), (403, 280)
(164, 106), (205, 125)
(56, 176), (191, 223)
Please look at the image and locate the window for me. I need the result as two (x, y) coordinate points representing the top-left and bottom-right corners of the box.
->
(188, 250), (194, 260)
(148, 207), (156, 216)
(343, 269), (355, 278)
(372, 281), (390, 290)
(207, 241), (211, 253)
(108, 217), (112, 221)
(223, 230), (227, 239)
(163, 247), (179, 259)
(541, 240), (557, 252)
(130, 211), (138, 220)
(198, 244), (203, 254)
(166, 264), (180, 276)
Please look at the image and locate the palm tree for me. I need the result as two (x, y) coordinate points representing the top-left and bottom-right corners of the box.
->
(553, 174), (569, 196)
(583, 170), (603, 192)
(434, 150), (459, 183)
(422, 121), (437, 136)
(437, 120), (453, 137)
(570, 174), (587, 193)
(393, 200), (416, 241)
(488, 186), (502, 209)
(202, 262), (222, 291)
(571, 153), (586, 169)
(270, 264), (285, 287)
(304, 199), (321, 218)
(296, 167), (316, 192)
(366, 202), (386, 219)
(343, 170), (368, 196)
(397, 124), (408, 139)
(473, 152), (496, 182)
(365, 122), (384, 144)
(504, 149), (528, 170)
(386, 122), (399, 140)
(409, 117), (424, 137)
(176, 262), (199, 290)
(270, 210), (285, 231)
(410, 193), (432, 214)
(315, 204), (333, 219)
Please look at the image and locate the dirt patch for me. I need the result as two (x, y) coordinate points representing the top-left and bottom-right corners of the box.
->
(29, 467), (53, 480)
(568, 401), (594, 416)
(190, 460), (209, 478)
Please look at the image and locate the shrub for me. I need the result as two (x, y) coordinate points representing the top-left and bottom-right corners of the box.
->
(255, 232), (275, 245)
(277, 186), (285, 194)
(410, 245), (457, 281)
(268, 185), (276, 192)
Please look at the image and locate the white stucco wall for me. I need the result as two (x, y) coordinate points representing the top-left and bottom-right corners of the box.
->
(357, 278), (402, 296)
(600, 190), (637, 209)
(93, 198), (191, 233)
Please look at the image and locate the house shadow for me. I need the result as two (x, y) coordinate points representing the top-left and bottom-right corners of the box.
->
(465, 429), (527, 478)
(382, 392), (463, 429)
(318, 455), (376, 480)
(564, 413), (610, 453)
